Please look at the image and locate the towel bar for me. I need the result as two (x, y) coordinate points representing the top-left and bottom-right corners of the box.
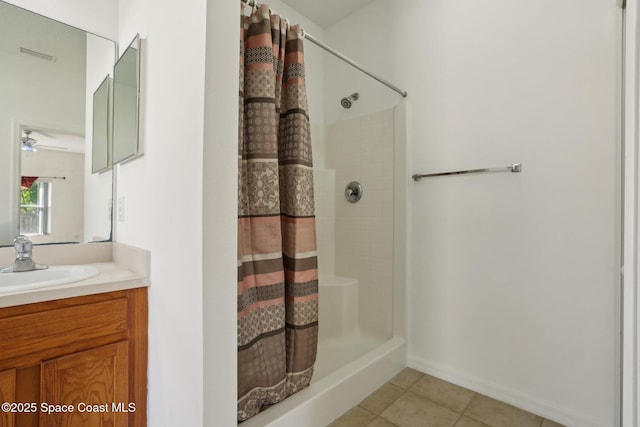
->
(412, 163), (522, 181)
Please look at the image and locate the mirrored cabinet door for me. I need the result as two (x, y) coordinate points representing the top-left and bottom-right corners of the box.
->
(92, 75), (111, 174)
(112, 35), (141, 165)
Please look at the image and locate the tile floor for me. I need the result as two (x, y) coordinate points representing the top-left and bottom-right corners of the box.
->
(326, 368), (565, 427)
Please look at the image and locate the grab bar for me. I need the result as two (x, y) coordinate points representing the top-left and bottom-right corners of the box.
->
(412, 163), (522, 181)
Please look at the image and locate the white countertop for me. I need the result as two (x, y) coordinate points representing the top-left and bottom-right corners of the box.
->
(0, 242), (150, 308)
(0, 262), (148, 308)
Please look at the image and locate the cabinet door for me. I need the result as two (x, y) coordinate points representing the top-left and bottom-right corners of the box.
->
(0, 369), (16, 427)
(40, 342), (129, 427)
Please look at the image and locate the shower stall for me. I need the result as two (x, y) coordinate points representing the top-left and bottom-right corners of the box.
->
(313, 106), (405, 381)
(243, 108), (407, 427)
(240, 1), (407, 425)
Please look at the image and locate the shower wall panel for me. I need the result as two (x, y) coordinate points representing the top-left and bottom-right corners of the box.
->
(325, 109), (395, 339)
(314, 169), (336, 276)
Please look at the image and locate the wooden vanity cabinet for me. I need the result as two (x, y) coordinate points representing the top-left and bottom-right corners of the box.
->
(0, 288), (147, 427)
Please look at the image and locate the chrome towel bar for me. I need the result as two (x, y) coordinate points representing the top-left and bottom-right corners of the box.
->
(412, 163), (522, 181)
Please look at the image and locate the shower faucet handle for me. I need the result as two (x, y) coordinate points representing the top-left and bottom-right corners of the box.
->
(345, 181), (363, 203)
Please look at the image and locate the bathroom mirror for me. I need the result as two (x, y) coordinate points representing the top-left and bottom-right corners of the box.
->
(92, 75), (111, 174)
(112, 35), (141, 165)
(0, 1), (116, 246)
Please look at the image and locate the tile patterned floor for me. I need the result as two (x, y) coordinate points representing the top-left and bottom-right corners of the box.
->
(326, 368), (566, 427)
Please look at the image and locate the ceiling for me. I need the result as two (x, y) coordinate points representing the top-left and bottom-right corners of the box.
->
(280, 0), (376, 28)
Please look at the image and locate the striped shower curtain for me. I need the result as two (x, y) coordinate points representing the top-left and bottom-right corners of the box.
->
(237, 4), (318, 422)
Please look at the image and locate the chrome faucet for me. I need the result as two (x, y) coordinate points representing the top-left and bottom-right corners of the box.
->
(0, 235), (48, 273)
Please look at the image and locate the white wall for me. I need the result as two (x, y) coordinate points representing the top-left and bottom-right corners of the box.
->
(202, 0), (238, 424)
(116, 0), (208, 426)
(392, 1), (619, 426)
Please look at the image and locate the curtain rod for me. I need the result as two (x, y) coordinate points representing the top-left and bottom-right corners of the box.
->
(240, 0), (408, 98)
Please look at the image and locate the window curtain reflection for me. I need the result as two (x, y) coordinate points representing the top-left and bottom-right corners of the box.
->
(21, 176), (39, 190)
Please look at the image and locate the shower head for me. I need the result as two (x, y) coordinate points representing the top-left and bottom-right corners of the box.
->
(340, 92), (359, 109)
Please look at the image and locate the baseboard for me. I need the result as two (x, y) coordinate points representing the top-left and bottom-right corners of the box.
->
(407, 355), (608, 427)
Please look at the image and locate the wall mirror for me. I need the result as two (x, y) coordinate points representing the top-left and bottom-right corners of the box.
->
(0, 1), (116, 246)
(112, 35), (141, 165)
(92, 75), (111, 174)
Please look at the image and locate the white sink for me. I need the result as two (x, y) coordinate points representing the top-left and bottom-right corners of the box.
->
(0, 265), (100, 293)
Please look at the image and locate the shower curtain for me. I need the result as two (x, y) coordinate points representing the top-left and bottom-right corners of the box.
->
(237, 4), (318, 422)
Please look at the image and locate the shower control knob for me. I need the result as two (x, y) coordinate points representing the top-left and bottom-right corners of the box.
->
(345, 181), (363, 203)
